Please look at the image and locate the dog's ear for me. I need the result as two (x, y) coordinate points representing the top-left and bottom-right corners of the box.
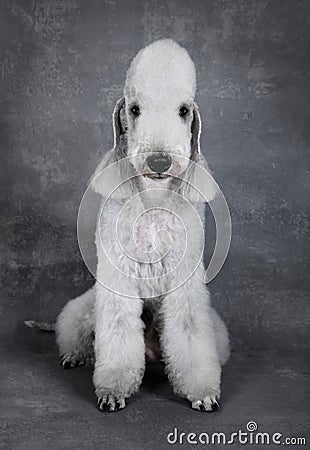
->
(112, 97), (127, 149)
(178, 103), (217, 203)
(191, 102), (202, 156)
(90, 97), (136, 198)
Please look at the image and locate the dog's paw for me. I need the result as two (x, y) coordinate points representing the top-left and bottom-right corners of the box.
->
(191, 395), (220, 412)
(60, 353), (93, 369)
(97, 395), (126, 412)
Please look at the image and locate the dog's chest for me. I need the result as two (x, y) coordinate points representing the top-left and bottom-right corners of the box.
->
(98, 199), (186, 270)
(96, 197), (205, 297)
(134, 209), (183, 254)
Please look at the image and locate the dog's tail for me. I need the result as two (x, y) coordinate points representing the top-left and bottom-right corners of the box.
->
(24, 320), (56, 332)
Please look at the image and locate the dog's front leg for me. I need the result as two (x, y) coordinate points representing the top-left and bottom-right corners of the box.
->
(160, 274), (221, 412)
(93, 283), (145, 412)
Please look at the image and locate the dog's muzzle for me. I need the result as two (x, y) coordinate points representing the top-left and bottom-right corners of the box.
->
(146, 153), (172, 176)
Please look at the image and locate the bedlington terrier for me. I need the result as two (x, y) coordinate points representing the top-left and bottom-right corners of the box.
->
(56, 39), (230, 412)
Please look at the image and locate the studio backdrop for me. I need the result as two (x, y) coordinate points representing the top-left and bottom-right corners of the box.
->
(0, 1), (309, 449)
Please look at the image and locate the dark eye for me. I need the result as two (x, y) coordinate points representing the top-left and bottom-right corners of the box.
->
(179, 106), (189, 118)
(130, 105), (140, 117)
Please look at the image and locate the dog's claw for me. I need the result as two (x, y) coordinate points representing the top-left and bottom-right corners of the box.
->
(211, 397), (220, 411)
(62, 361), (71, 369)
(97, 395), (126, 412)
(60, 354), (88, 369)
(60, 355), (73, 369)
(191, 395), (220, 412)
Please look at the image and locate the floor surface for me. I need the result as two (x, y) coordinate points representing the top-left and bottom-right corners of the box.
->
(1, 336), (309, 449)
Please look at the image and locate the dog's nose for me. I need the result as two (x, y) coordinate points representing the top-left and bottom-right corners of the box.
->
(146, 153), (172, 173)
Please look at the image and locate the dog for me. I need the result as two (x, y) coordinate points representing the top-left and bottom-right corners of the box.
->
(55, 39), (230, 412)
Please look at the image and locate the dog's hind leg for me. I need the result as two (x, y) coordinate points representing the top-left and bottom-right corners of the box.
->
(210, 307), (230, 366)
(55, 286), (95, 368)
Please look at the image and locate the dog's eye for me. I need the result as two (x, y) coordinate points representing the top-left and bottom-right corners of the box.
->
(130, 105), (140, 117)
(179, 106), (189, 118)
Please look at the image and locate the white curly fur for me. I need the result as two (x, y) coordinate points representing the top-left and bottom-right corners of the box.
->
(56, 39), (230, 412)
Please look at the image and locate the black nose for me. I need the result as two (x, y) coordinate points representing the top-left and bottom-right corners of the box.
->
(146, 153), (172, 173)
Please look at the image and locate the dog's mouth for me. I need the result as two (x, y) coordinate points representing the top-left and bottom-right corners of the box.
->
(143, 173), (171, 180)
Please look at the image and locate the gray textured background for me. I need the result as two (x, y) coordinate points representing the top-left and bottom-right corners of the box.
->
(0, 1), (309, 449)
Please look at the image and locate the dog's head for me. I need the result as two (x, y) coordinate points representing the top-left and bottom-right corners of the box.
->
(91, 40), (216, 202)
